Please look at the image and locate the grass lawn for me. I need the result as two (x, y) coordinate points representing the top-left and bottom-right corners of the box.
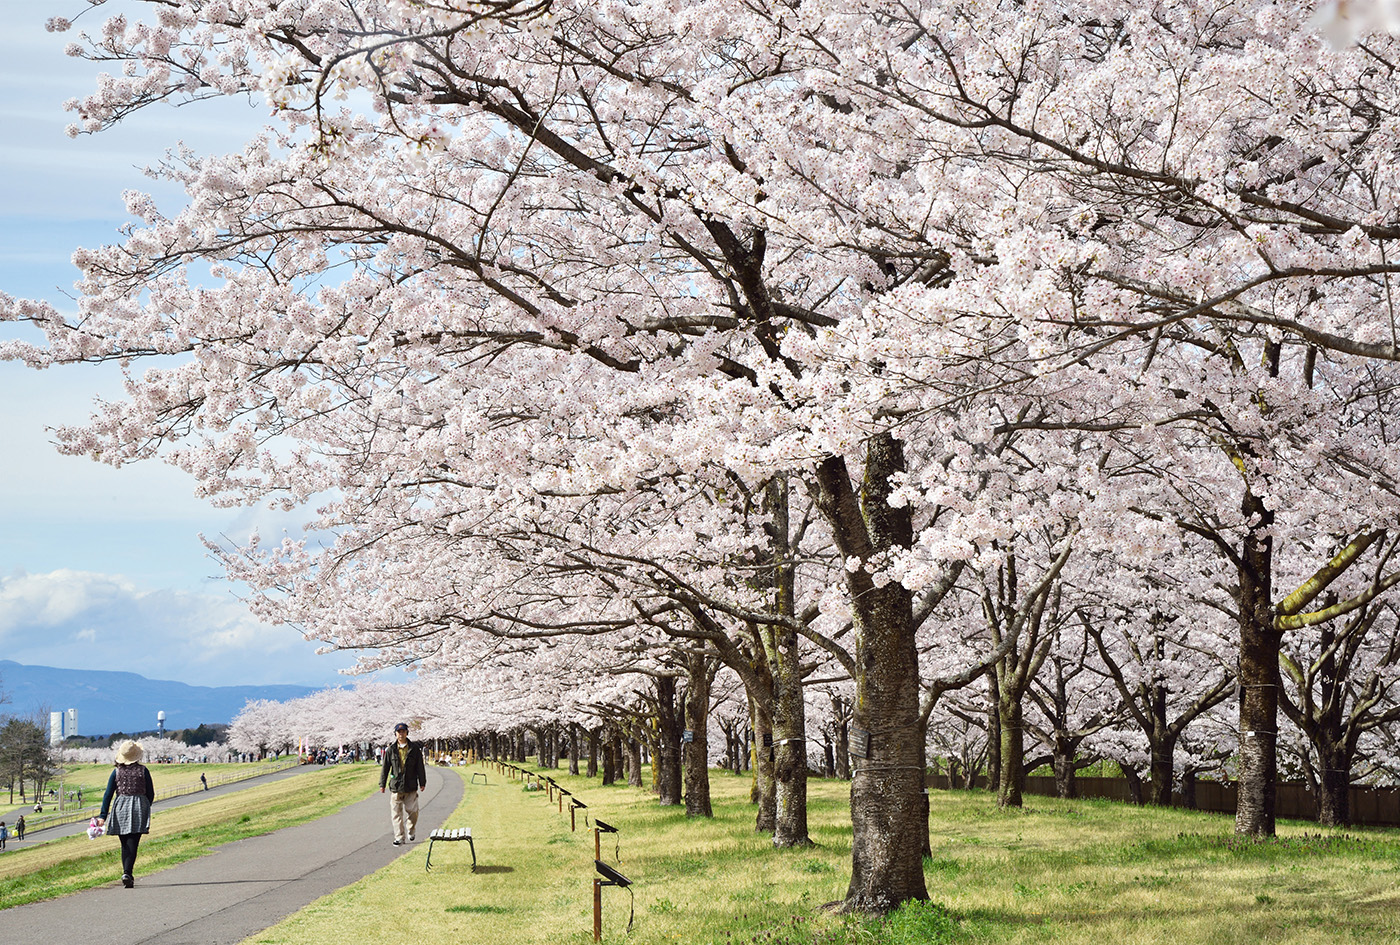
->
(242, 765), (1400, 945)
(0, 765), (377, 907)
(1, 761), (291, 822)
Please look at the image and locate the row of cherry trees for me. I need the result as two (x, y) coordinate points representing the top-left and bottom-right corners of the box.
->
(9, 0), (1400, 913)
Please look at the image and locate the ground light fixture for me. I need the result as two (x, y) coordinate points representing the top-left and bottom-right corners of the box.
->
(593, 819), (621, 861)
(592, 859), (634, 941)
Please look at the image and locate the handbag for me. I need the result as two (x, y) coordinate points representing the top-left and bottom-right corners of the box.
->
(87, 817), (105, 839)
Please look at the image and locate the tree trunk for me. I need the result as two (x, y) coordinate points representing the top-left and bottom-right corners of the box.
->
(1316, 741), (1351, 827)
(1052, 738), (1078, 799)
(587, 726), (599, 779)
(1121, 764), (1144, 805)
(601, 728), (618, 786)
(834, 697), (851, 780)
(1181, 769), (1198, 809)
(627, 737), (643, 788)
(997, 693), (1024, 808)
(815, 436), (929, 913)
(1148, 733), (1178, 807)
(569, 722), (580, 776)
(1235, 491), (1278, 837)
(984, 671), (1001, 792)
(749, 670), (777, 833)
(683, 652), (715, 817)
(655, 676), (683, 805)
(761, 476), (812, 846)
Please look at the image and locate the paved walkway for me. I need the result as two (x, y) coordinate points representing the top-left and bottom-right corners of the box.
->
(0, 765), (464, 945)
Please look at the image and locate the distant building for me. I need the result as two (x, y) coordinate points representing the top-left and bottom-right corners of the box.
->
(49, 707), (79, 745)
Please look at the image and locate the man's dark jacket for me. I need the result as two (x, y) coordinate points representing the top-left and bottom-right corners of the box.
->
(380, 739), (428, 793)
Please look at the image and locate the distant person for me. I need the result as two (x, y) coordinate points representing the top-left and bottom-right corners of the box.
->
(200, 773), (208, 791)
(379, 722), (427, 845)
(97, 740), (156, 889)
(1, 821), (8, 850)
(15, 815), (24, 840)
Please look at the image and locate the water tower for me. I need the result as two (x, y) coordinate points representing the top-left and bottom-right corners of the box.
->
(157, 710), (166, 736)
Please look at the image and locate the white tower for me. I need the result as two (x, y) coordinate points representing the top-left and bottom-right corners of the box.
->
(157, 710), (166, 736)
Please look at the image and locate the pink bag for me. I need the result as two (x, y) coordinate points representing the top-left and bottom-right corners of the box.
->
(87, 818), (105, 839)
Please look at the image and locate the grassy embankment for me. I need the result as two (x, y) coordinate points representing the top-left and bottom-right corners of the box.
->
(243, 765), (1400, 945)
(0, 764), (376, 907)
(1, 761), (285, 822)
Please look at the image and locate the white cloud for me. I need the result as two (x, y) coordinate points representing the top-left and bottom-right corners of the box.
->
(0, 569), (354, 687)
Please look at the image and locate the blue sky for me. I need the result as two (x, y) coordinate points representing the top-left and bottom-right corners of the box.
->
(0, 1), (364, 691)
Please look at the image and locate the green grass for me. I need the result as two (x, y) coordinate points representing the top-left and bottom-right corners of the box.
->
(8, 759), (1400, 944)
(0, 765), (377, 907)
(240, 765), (1400, 945)
(1, 762), (296, 822)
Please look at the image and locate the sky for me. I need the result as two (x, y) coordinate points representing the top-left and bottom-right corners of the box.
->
(0, 0), (367, 692)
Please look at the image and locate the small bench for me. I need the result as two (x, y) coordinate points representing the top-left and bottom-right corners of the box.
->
(471, 772), (488, 784)
(425, 827), (476, 872)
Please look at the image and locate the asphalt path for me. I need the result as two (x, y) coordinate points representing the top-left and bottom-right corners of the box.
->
(0, 763), (464, 945)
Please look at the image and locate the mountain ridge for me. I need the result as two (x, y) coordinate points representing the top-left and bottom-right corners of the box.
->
(0, 660), (319, 736)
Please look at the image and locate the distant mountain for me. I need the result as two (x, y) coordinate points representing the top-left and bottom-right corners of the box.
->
(0, 660), (318, 736)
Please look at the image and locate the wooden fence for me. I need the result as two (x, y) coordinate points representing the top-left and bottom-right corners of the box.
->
(928, 774), (1400, 827)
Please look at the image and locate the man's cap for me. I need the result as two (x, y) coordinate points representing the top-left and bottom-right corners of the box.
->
(395, 722), (409, 732)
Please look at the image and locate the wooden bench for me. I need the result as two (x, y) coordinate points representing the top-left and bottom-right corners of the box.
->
(425, 827), (476, 872)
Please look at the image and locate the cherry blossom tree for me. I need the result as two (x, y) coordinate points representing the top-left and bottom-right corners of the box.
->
(17, 0), (1400, 908)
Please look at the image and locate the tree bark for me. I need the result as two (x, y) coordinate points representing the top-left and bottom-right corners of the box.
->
(569, 722), (580, 776)
(748, 663), (777, 832)
(814, 435), (929, 913)
(1052, 738), (1078, 799)
(627, 737), (643, 788)
(833, 695), (851, 780)
(1316, 741), (1352, 827)
(587, 726), (599, 779)
(984, 671), (1001, 792)
(1181, 769), (1198, 809)
(601, 727), (618, 785)
(1235, 488), (1278, 837)
(1148, 733), (1178, 808)
(655, 676), (683, 805)
(683, 651), (716, 817)
(762, 476), (812, 846)
(997, 694), (1024, 808)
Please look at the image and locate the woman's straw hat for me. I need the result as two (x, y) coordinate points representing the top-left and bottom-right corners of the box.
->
(114, 740), (144, 765)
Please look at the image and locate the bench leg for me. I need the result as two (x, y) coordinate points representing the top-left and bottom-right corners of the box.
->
(468, 837), (477, 871)
(425, 840), (435, 872)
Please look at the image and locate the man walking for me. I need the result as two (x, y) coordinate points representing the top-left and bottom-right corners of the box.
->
(379, 722), (427, 845)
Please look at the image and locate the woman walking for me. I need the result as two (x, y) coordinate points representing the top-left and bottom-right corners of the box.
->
(97, 740), (155, 888)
